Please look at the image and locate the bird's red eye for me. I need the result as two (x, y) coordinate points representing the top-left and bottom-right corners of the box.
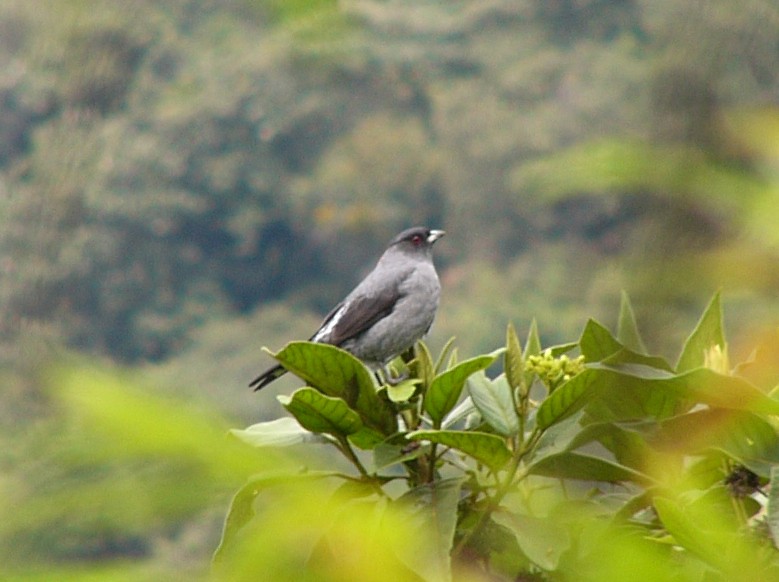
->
(411, 234), (423, 245)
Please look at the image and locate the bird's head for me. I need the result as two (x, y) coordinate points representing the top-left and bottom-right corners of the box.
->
(388, 226), (445, 255)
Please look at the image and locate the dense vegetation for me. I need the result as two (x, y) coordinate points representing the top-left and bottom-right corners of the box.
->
(1, 0), (778, 579)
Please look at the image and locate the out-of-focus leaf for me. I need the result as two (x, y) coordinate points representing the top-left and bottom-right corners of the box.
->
(768, 465), (779, 548)
(493, 510), (571, 571)
(653, 409), (779, 476)
(396, 477), (465, 582)
(505, 322), (524, 393)
(424, 350), (504, 426)
(617, 290), (647, 354)
(214, 471), (340, 564)
(677, 292), (725, 373)
(230, 417), (332, 447)
(269, 342), (397, 435)
(278, 387), (362, 437)
(408, 430), (512, 471)
(528, 452), (647, 483)
(467, 372), (519, 437)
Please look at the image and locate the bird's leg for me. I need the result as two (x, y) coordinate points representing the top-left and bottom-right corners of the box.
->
(379, 364), (409, 386)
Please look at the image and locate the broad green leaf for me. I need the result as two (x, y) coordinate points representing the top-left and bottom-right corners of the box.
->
(530, 413), (654, 472)
(230, 417), (333, 447)
(347, 426), (386, 450)
(278, 387), (362, 437)
(505, 322), (524, 393)
(653, 409), (779, 476)
(538, 363), (779, 431)
(579, 319), (623, 362)
(536, 369), (601, 430)
(677, 292), (725, 373)
(467, 371), (519, 436)
(424, 350), (504, 426)
(269, 342), (397, 435)
(617, 290), (647, 354)
(675, 368), (779, 415)
(493, 510), (571, 571)
(528, 452), (647, 483)
(523, 319), (543, 389)
(395, 477), (465, 582)
(408, 430), (512, 471)
(384, 378), (421, 403)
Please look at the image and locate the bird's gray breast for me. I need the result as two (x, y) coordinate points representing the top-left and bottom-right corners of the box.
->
(342, 262), (441, 365)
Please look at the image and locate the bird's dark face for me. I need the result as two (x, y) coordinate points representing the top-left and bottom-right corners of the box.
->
(389, 227), (445, 252)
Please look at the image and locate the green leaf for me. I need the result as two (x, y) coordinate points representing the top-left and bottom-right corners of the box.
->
(493, 510), (571, 571)
(213, 471), (339, 563)
(617, 290), (648, 354)
(424, 350), (504, 426)
(768, 465), (779, 548)
(505, 322), (524, 393)
(384, 379), (421, 403)
(434, 336), (458, 375)
(528, 451), (648, 483)
(579, 319), (623, 362)
(600, 347), (674, 373)
(441, 396), (478, 429)
(653, 496), (730, 572)
(467, 371), (519, 436)
(408, 430), (512, 471)
(536, 369), (602, 430)
(538, 363), (779, 431)
(230, 417), (333, 447)
(395, 477), (465, 582)
(523, 319), (543, 388)
(269, 342), (397, 435)
(677, 291), (725, 373)
(278, 387), (363, 437)
(373, 441), (427, 472)
(412, 340), (435, 391)
(654, 409), (779, 475)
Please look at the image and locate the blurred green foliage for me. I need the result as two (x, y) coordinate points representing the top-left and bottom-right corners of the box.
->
(7, 296), (778, 580)
(2, 0), (779, 577)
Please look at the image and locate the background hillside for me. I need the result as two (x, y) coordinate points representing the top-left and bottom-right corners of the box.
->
(1, 0), (778, 576)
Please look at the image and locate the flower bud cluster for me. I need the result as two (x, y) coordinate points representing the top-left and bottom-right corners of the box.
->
(525, 350), (585, 391)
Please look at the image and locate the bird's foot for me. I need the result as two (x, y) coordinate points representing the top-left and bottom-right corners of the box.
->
(378, 366), (409, 386)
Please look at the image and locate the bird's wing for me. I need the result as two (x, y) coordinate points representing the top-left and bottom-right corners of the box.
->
(313, 285), (402, 346)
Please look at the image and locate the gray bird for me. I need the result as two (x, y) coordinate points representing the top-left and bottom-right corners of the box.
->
(250, 226), (445, 390)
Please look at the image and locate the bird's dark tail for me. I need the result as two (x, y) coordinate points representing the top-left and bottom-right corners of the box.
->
(249, 364), (287, 391)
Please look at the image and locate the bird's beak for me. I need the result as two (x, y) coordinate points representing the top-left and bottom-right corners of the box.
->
(427, 229), (445, 243)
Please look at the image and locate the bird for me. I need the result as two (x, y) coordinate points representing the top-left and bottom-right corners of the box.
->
(250, 226), (445, 391)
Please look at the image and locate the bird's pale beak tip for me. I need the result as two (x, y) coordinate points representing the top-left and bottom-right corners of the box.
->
(429, 229), (446, 243)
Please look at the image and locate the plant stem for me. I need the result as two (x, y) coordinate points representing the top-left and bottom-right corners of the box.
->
(452, 428), (540, 558)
